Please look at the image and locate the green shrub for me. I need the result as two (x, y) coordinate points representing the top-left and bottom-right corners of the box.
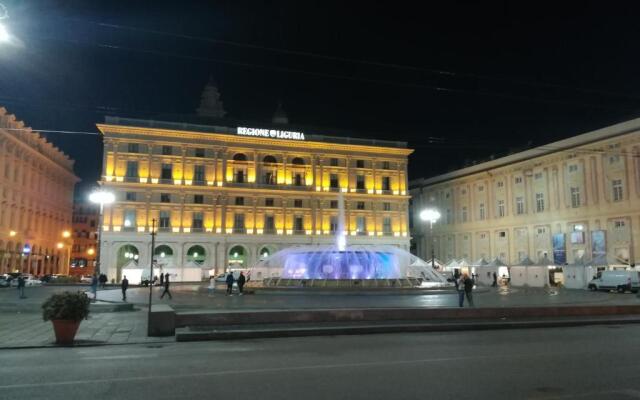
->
(53, 276), (80, 284)
(42, 291), (91, 321)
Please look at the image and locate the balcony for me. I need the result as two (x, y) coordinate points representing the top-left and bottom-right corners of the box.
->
(382, 231), (394, 236)
(293, 230), (307, 235)
(190, 227), (204, 233)
(263, 228), (276, 235)
(232, 227), (247, 234)
(124, 176), (139, 183)
(192, 180), (206, 186)
(159, 179), (174, 185)
(157, 226), (172, 232)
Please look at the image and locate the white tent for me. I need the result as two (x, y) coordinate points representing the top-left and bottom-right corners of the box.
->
(443, 259), (459, 272)
(121, 260), (146, 285)
(182, 261), (204, 282)
(424, 258), (444, 271)
(472, 258), (494, 286)
(510, 257), (535, 287)
(563, 256), (603, 289)
(457, 258), (471, 275)
(526, 257), (548, 288)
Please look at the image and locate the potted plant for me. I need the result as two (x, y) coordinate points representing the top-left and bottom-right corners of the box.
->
(42, 291), (91, 345)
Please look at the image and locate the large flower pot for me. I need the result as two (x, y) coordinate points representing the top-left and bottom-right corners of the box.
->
(51, 319), (81, 345)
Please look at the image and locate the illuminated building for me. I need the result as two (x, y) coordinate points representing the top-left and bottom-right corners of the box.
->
(411, 118), (640, 267)
(69, 202), (99, 275)
(0, 107), (77, 275)
(97, 117), (412, 281)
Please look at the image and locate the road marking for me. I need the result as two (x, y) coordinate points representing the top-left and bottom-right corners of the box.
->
(81, 354), (159, 361)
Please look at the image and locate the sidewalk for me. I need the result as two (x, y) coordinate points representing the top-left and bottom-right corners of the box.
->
(0, 309), (172, 349)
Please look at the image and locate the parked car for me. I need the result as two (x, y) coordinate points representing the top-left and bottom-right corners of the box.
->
(588, 270), (640, 293)
(10, 274), (42, 287)
(0, 277), (10, 287)
(214, 271), (246, 282)
(79, 275), (93, 284)
(41, 274), (70, 283)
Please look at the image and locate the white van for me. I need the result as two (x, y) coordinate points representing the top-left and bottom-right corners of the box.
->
(588, 270), (640, 293)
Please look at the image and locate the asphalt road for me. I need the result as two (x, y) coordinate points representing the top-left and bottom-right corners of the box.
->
(3, 325), (640, 399)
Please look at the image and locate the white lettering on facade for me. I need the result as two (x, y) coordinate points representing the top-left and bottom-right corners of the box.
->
(237, 127), (305, 141)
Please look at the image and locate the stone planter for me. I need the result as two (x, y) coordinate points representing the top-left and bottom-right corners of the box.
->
(51, 320), (81, 345)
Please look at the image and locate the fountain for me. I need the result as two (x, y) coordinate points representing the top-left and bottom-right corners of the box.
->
(250, 193), (448, 289)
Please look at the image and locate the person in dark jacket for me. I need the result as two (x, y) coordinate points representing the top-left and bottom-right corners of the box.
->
(160, 273), (172, 299)
(492, 271), (498, 287)
(17, 275), (26, 299)
(463, 274), (475, 307)
(237, 272), (246, 295)
(121, 275), (129, 301)
(225, 272), (235, 296)
(90, 274), (98, 302)
(159, 272), (164, 287)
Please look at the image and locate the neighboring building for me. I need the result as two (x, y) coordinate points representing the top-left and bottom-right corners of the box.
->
(69, 202), (99, 276)
(0, 107), (78, 275)
(411, 118), (640, 267)
(97, 117), (412, 282)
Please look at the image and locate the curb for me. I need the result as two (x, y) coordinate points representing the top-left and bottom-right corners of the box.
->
(0, 339), (173, 351)
(176, 316), (640, 341)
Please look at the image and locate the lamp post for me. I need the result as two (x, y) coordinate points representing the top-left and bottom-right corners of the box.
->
(419, 208), (441, 271)
(147, 219), (156, 337)
(89, 190), (115, 275)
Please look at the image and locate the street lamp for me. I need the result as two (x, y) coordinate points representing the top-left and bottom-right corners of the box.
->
(419, 208), (441, 271)
(89, 190), (115, 275)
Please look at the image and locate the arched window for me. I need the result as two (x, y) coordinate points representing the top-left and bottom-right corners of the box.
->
(187, 245), (206, 264)
(228, 245), (248, 270)
(263, 155), (277, 164)
(291, 157), (305, 165)
(154, 245), (174, 258)
(233, 153), (248, 161)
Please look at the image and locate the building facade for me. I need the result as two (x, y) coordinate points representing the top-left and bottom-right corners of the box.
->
(98, 117), (412, 282)
(0, 107), (78, 275)
(411, 118), (640, 267)
(69, 202), (99, 276)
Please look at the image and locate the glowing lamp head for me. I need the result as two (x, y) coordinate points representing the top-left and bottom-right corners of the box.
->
(89, 190), (116, 205)
(193, 252), (198, 258)
(56, 242), (64, 249)
(62, 230), (71, 238)
(419, 209), (441, 223)
(9, 230), (16, 237)
(87, 248), (95, 255)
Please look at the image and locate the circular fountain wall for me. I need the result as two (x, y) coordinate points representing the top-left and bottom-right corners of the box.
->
(250, 244), (448, 288)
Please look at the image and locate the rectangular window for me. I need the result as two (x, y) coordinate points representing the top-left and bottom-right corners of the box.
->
(330, 200), (338, 209)
(195, 148), (205, 157)
(609, 155), (620, 164)
(264, 215), (275, 231)
(160, 193), (170, 203)
(498, 231), (506, 238)
(159, 211), (170, 228)
(330, 158), (339, 167)
(536, 193), (545, 212)
(235, 197), (244, 206)
(479, 203), (485, 220)
(127, 143), (139, 153)
(382, 161), (390, 170)
(497, 181), (504, 188)
(537, 227), (546, 235)
(569, 164), (578, 173)
(193, 194), (204, 204)
(356, 159), (365, 168)
(192, 212), (203, 229)
(294, 216), (304, 232)
(294, 173), (304, 186)
(497, 200), (505, 217)
(233, 213), (245, 230)
(235, 169), (245, 183)
(125, 192), (136, 201)
(265, 198), (274, 207)
(193, 165), (205, 182)
(162, 145), (172, 155)
(356, 201), (365, 210)
(382, 176), (391, 191)
(330, 216), (338, 232)
(612, 179), (623, 202)
(478, 186), (484, 192)
(356, 216), (366, 233)
(383, 202), (391, 211)
(515, 177), (523, 184)
(534, 172), (542, 180)
(264, 171), (275, 185)
(330, 174), (339, 188)
(516, 197), (525, 215)
(461, 207), (468, 223)
(356, 175), (365, 190)
(126, 161), (138, 178)
(614, 220), (626, 229)
(161, 164), (172, 180)
(383, 217), (392, 234)
(570, 187), (581, 208)
(123, 209), (136, 228)
(294, 199), (303, 208)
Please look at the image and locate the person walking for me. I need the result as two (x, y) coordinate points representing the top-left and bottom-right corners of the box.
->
(99, 273), (107, 289)
(121, 275), (129, 301)
(159, 272), (164, 287)
(17, 275), (26, 299)
(225, 272), (235, 296)
(237, 272), (246, 295)
(160, 273), (172, 299)
(492, 271), (498, 287)
(90, 274), (98, 302)
(464, 273), (475, 307)
(456, 274), (466, 307)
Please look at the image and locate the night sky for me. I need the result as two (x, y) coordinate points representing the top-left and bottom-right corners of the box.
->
(1, 1), (640, 198)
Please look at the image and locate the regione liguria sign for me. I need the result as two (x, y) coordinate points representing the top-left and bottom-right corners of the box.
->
(237, 127), (305, 141)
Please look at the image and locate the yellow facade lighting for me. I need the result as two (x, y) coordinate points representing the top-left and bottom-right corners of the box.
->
(62, 230), (71, 238)
(87, 248), (95, 255)
(56, 242), (64, 249)
(9, 230), (16, 237)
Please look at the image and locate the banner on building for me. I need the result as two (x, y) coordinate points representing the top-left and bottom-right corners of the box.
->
(553, 233), (566, 265)
(591, 230), (606, 263)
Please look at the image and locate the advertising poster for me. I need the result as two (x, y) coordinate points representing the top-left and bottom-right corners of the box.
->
(553, 233), (566, 265)
(591, 230), (606, 262)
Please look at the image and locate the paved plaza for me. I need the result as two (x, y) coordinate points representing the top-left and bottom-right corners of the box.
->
(0, 283), (638, 348)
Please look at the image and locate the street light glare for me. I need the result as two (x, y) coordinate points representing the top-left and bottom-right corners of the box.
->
(420, 209), (441, 223)
(89, 190), (116, 205)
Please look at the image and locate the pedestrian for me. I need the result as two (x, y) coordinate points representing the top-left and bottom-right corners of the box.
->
(456, 274), (465, 307)
(225, 271), (235, 296)
(152, 275), (158, 286)
(17, 275), (26, 299)
(492, 271), (498, 287)
(90, 273), (98, 302)
(121, 275), (129, 301)
(160, 273), (172, 299)
(464, 273), (475, 307)
(237, 271), (246, 295)
(160, 272), (164, 287)
(99, 273), (107, 289)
